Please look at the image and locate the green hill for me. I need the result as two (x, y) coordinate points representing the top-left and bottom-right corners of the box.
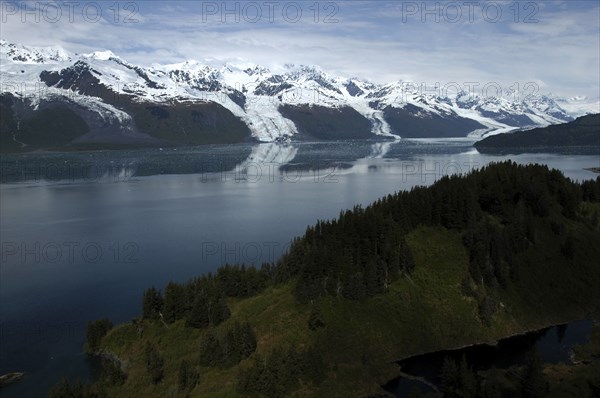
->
(62, 162), (600, 398)
(474, 114), (600, 153)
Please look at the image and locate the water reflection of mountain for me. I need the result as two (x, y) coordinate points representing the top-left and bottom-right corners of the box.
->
(0, 140), (448, 183)
(133, 145), (253, 177)
(274, 140), (396, 174)
(0, 146), (254, 183)
(0, 139), (473, 184)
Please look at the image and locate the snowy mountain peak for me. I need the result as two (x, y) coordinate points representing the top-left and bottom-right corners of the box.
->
(160, 60), (213, 72)
(0, 41), (72, 64)
(1, 40), (596, 145)
(82, 50), (119, 61)
(242, 65), (271, 76)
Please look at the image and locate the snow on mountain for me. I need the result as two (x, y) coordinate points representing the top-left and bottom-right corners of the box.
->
(552, 95), (600, 118)
(0, 40), (72, 64)
(0, 40), (590, 145)
(83, 50), (119, 61)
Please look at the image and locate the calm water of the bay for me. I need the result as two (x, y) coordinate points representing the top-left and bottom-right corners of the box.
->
(1, 139), (598, 397)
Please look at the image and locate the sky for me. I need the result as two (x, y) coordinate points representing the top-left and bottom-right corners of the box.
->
(1, 0), (599, 99)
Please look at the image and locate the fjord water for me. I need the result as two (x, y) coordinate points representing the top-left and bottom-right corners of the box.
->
(1, 140), (598, 397)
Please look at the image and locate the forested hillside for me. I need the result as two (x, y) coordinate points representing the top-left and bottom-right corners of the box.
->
(62, 162), (600, 398)
(475, 114), (600, 152)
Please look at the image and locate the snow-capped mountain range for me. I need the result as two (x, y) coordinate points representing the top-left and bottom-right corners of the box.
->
(1, 40), (598, 150)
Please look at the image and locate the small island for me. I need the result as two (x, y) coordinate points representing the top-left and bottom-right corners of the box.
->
(0, 372), (25, 388)
(474, 114), (600, 153)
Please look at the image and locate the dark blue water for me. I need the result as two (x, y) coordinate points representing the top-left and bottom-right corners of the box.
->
(385, 319), (594, 396)
(1, 140), (598, 397)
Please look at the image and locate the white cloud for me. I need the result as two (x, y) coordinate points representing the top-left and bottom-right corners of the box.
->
(1, 0), (598, 99)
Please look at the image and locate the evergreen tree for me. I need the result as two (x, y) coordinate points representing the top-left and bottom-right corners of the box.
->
(342, 272), (366, 300)
(49, 378), (102, 398)
(177, 359), (198, 391)
(144, 342), (164, 384)
(399, 239), (416, 273)
(163, 282), (186, 323)
(237, 355), (266, 395)
(441, 357), (460, 396)
(209, 294), (230, 326)
(441, 356), (477, 398)
(186, 296), (209, 329)
(237, 345), (324, 397)
(100, 358), (126, 386)
(239, 322), (257, 358)
(49, 378), (72, 398)
(308, 305), (325, 331)
(220, 322), (257, 367)
(457, 355), (477, 398)
(222, 328), (241, 366)
(478, 295), (497, 327)
(199, 329), (222, 367)
(142, 286), (163, 320)
(178, 359), (189, 391)
(365, 258), (386, 296)
(520, 349), (548, 398)
(86, 318), (113, 353)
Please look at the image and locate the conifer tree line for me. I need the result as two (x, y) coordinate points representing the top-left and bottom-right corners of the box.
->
(237, 344), (327, 397)
(142, 162), (600, 314)
(279, 162), (600, 303)
(141, 263), (273, 328)
(198, 321), (257, 367)
(439, 348), (549, 398)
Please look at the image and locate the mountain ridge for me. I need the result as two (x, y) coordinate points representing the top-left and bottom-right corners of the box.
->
(1, 41), (597, 151)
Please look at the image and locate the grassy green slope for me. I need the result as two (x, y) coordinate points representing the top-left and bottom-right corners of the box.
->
(99, 219), (600, 397)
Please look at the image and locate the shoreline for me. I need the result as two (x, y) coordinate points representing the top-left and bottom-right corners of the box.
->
(383, 316), (593, 394)
(390, 317), (587, 364)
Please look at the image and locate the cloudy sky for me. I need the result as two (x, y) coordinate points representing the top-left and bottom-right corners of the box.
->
(1, 0), (599, 98)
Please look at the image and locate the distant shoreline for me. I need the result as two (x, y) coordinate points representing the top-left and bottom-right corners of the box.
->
(585, 167), (600, 174)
